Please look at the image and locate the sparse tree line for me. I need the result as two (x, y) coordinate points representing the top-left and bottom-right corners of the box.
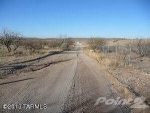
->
(88, 38), (150, 57)
(0, 28), (74, 55)
(87, 38), (150, 68)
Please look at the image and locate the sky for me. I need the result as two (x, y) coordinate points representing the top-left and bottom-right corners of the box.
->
(0, 0), (150, 38)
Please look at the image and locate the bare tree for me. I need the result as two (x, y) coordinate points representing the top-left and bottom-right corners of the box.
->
(1, 28), (13, 52)
(12, 32), (22, 51)
(1, 28), (21, 52)
(134, 39), (150, 57)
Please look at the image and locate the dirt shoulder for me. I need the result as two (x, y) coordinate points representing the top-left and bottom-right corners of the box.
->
(84, 49), (150, 113)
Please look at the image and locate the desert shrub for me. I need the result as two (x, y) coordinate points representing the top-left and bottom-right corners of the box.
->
(63, 38), (74, 45)
(0, 39), (2, 45)
(13, 38), (22, 51)
(14, 51), (24, 56)
(0, 39), (3, 51)
(22, 39), (43, 54)
(41, 40), (48, 46)
(133, 39), (150, 57)
(88, 38), (106, 50)
(60, 38), (74, 51)
(1, 29), (13, 52)
(48, 39), (63, 48)
(0, 28), (22, 52)
(109, 60), (120, 69)
(60, 43), (69, 51)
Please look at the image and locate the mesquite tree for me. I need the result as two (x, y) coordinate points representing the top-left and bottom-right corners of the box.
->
(1, 28), (21, 52)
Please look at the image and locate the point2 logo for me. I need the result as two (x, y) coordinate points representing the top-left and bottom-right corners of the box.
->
(94, 96), (149, 109)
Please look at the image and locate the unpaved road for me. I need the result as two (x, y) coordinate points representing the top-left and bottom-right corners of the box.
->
(0, 44), (123, 113)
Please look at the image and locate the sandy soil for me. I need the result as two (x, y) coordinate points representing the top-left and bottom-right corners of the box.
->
(109, 66), (150, 106)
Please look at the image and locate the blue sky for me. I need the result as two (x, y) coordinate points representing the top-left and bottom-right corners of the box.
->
(0, 0), (150, 38)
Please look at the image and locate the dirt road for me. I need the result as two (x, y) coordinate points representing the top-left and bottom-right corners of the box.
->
(0, 44), (123, 113)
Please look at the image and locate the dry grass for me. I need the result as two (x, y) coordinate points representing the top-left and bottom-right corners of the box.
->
(107, 39), (129, 46)
(84, 48), (125, 70)
(85, 48), (110, 67)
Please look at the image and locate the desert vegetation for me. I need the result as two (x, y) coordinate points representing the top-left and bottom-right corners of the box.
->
(88, 38), (106, 50)
(0, 28), (22, 52)
(132, 39), (150, 57)
(86, 38), (150, 69)
(0, 28), (74, 64)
